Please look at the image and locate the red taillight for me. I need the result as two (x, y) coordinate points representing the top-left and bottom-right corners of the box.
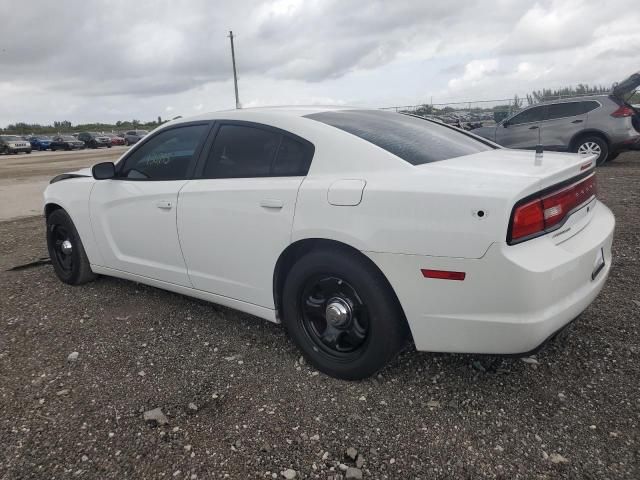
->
(421, 269), (466, 281)
(509, 174), (597, 243)
(611, 105), (634, 117)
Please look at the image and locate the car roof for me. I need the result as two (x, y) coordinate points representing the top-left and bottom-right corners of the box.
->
(169, 105), (359, 125)
(532, 94), (610, 107)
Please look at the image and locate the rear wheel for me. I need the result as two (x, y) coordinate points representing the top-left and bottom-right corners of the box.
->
(282, 249), (407, 380)
(46, 209), (96, 285)
(574, 136), (608, 166)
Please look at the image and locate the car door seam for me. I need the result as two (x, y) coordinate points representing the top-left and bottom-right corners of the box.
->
(175, 180), (196, 288)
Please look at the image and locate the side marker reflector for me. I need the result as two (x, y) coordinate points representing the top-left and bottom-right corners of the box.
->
(421, 269), (466, 281)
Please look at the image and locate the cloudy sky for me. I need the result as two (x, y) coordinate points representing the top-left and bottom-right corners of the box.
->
(0, 0), (638, 126)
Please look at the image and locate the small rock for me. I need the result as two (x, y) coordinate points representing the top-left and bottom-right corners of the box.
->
(282, 469), (297, 479)
(298, 356), (306, 366)
(389, 458), (396, 464)
(520, 356), (539, 365)
(609, 431), (620, 438)
(589, 425), (596, 430)
(56, 389), (70, 396)
(108, 432), (115, 438)
(173, 471), (181, 477)
(535, 434), (542, 442)
(81, 455), (88, 462)
(143, 408), (168, 426)
(549, 453), (569, 464)
(558, 392), (567, 402)
(471, 360), (485, 372)
(632, 299), (640, 307)
(345, 447), (358, 460)
(494, 445), (504, 452)
(234, 440), (242, 448)
(188, 402), (198, 413)
(138, 371), (146, 377)
(358, 396), (366, 401)
(67, 351), (79, 362)
(426, 400), (440, 408)
(260, 442), (272, 453)
(184, 445), (192, 451)
(345, 468), (363, 480)
(338, 463), (348, 471)
(322, 451), (329, 460)
(310, 434), (320, 441)
(355, 455), (365, 468)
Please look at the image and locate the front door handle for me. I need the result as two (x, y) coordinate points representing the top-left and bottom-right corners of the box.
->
(155, 200), (173, 210)
(571, 119), (583, 123)
(529, 126), (539, 130)
(260, 199), (284, 209)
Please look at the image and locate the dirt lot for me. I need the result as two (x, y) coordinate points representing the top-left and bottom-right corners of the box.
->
(1, 152), (639, 479)
(0, 147), (127, 221)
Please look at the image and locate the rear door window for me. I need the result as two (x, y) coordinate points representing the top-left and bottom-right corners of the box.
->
(202, 124), (314, 178)
(305, 110), (493, 166)
(545, 101), (600, 120)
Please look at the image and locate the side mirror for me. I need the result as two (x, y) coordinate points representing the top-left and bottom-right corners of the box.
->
(92, 162), (116, 180)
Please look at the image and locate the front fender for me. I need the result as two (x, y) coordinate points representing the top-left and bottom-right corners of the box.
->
(44, 178), (103, 266)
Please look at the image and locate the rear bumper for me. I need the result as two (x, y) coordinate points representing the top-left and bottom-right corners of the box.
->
(366, 201), (615, 354)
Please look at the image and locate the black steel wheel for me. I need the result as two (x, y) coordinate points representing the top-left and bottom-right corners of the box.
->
(300, 275), (370, 359)
(46, 209), (96, 285)
(283, 247), (408, 380)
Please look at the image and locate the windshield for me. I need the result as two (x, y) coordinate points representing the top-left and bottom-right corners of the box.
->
(306, 110), (494, 165)
(1, 136), (21, 141)
(62, 136), (76, 141)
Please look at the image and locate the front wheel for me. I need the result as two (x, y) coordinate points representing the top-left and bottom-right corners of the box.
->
(282, 248), (408, 380)
(574, 136), (609, 166)
(46, 209), (97, 285)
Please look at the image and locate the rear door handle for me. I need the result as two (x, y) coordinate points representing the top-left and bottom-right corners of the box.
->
(529, 126), (539, 130)
(260, 199), (284, 209)
(571, 119), (583, 123)
(155, 200), (173, 210)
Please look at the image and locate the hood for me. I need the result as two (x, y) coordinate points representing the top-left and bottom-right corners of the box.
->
(49, 167), (93, 184)
(612, 71), (640, 100)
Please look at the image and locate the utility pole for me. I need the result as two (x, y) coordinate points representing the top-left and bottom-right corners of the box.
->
(228, 30), (241, 109)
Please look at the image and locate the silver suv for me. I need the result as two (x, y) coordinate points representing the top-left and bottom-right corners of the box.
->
(123, 130), (148, 146)
(473, 72), (640, 165)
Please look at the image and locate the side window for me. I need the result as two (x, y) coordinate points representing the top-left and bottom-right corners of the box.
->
(509, 106), (546, 125)
(119, 124), (208, 180)
(203, 125), (280, 179)
(272, 136), (312, 176)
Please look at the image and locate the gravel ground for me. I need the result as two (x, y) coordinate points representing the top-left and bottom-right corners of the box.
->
(1, 152), (639, 479)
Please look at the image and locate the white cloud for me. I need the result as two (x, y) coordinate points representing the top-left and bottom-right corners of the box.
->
(0, 0), (638, 125)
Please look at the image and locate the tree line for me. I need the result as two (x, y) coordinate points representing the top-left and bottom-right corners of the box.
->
(0, 116), (174, 135)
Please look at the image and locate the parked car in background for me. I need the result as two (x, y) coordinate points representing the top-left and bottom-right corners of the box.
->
(44, 107), (613, 379)
(1, 135), (32, 154)
(104, 133), (125, 146)
(472, 72), (640, 165)
(29, 135), (53, 151)
(123, 130), (148, 146)
(50, 135), (86, 151)
(77, 132), (112, 149)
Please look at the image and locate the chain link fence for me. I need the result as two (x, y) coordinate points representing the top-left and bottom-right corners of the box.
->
(381, 98), (521, 130)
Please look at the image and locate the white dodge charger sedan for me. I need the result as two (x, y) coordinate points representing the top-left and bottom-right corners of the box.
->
(44, 107), (614, 379)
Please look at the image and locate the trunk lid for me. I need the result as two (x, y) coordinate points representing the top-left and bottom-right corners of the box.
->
(425, 148), (595, 197)
(611, 71), (640, 101)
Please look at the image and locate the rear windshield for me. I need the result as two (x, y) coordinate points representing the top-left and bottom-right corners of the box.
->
(305, 110), (495, 165)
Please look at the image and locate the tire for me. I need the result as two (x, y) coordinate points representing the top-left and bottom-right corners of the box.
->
(574, 136), (609, 166)
(51, 146), (56, 151)
(107, 145), (112, 148)
(26, 150), (31, 154)
(282, 248), (408, 380)
(606, 152), (620, 162)
(125, 139), (130, 146)
(46, 209), (97, 285)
